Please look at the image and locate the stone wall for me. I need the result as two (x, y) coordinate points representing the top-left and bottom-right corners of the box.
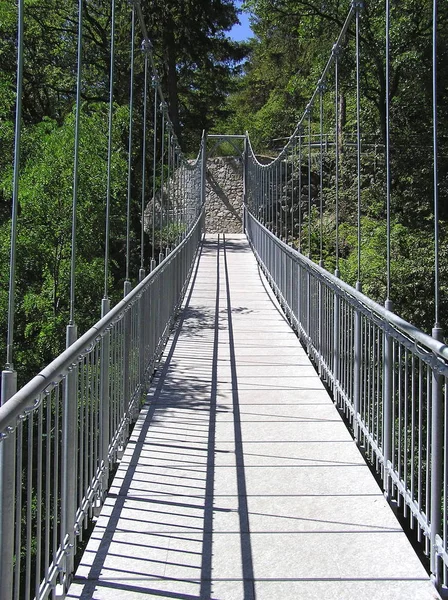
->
(205, 157), (243, 234)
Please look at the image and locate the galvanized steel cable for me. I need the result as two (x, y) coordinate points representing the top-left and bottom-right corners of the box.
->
(5, 0), (24, 370)
(385, 0), (392, 303)
(160, 105), (166, 261)
(319, 81), (325, 265)
(307, 105), (312, 258)
(140, 43), (150, 273)
(104, 0), (116, 300)
(126, 5), (136, 285)
(355, 1), (363, 287)
(69, 0), (83, 325)
(334, 45), (340, 276)
(151, 80), (158, 265)
(432, 0), (440, 331)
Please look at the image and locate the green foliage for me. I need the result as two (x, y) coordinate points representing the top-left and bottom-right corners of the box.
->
(0, 105), (129, 384)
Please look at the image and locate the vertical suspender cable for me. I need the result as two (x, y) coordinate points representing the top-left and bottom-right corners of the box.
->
(334, 46), (340, 276)
(0, 3), (23, 593)
(160, 106), (166, 260)
(290, 141), (296, 246)
(151, 82), (158, 265)
(385, 0), (392, 306)
(432, 0), (440, 332)
(5, 0), (24, 370)
(126, 6), (135, 286)
(308, 106), (312, 258)
(355, 1), (362, 288)
(166, 127), (172, 250)
(429, 3), (443, 584)
(298, 126), (302, 252)
(319, 82), (324, 265)
(69, 0), (83, 325)
(104, 0), (116, 300)
(140, 44), (149, 275)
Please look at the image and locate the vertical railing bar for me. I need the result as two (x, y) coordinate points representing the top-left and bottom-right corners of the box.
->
(35, 403), (43, 599)
(418, 359), (423, 543)
(44, 393), (51, 577)
(14, 422), (23, 600)
(426, 365), (431, 556)
(25, 414), (33, 600)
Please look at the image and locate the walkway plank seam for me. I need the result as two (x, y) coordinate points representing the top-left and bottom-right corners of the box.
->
(68, 234), (440, 600)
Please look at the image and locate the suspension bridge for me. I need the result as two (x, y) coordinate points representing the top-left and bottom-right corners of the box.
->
(0, 1), (447, 599)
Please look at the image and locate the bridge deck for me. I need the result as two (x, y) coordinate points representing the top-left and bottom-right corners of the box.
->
(68, 234), (439, 600)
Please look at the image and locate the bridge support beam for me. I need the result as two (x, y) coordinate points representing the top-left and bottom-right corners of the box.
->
(0, 369), (17, 600)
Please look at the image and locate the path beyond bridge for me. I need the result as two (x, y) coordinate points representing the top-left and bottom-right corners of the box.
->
(67, 235), (439, 600)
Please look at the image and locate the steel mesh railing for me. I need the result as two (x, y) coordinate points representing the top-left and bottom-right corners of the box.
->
(245, 210), (448, 587)
(0, 207), (204, 600)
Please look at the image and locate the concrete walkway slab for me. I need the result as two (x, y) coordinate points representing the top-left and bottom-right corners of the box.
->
(68, 234), (440, 600)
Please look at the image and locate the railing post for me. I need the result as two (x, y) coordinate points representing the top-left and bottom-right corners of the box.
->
(0, 369), (17, 600)
(430, 325), (444, 581)
(318, 262), (324, 376)
(123, 281), (132, 437)
(383, 299), (393, 498)
(333, 269), (340, 405)
(61, 323), (78, 587)
(243, 135), (248, 234)
(100, 299), (110, 495)
(306, 269), (311, 352)
(353, 282), (362, 442)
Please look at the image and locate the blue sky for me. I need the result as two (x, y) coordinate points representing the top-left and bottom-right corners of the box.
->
(229, 1), (253, 42)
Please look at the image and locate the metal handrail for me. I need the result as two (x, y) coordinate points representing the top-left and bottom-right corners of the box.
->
(0, 210), (204, 437)
(245, 209), (448, 590)
(253, 216), (448, 365)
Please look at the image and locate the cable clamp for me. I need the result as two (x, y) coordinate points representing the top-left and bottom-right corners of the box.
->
(141, 38), (152, 53)
(318, 79), (326, 94)
(151, 74), (159, 87)
(351, 0), (364, 10)
(332, 43), (341, 58)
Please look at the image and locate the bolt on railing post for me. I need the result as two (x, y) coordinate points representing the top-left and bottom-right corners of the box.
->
(0, 369), (17, 600)
(353, 282), (362, 442)
(383, 299), (393, 498)
(100, 299), (110, 495)
(430, 325), (444, 581)
(61, 323), (78, 586)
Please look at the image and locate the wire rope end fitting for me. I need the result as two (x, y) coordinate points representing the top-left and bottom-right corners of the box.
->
(318, 79), (326, 95)
(141, 38), (152, 54)
(352, 0), (364, 11)
(332, 43), (341, 58)
(151, 74), (160, 88)
(160, 100), (168, 114)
